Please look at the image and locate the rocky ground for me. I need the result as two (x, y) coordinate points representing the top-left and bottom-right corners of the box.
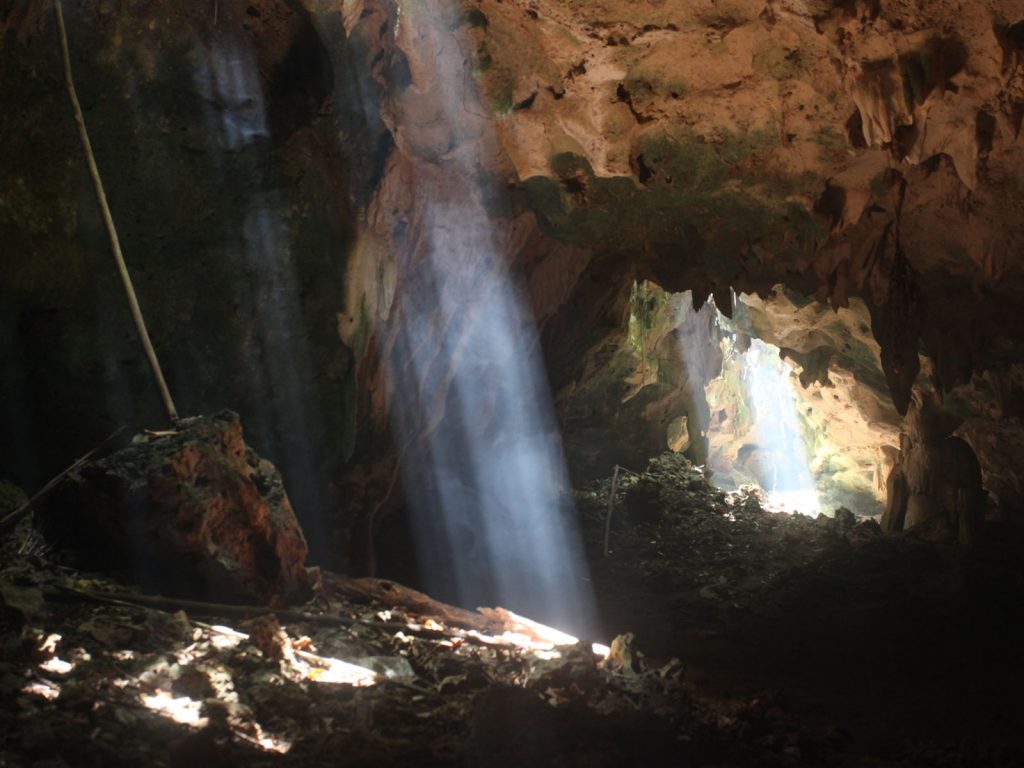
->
(2, 452), (1023, 767)
(579, 454), (1024, 766)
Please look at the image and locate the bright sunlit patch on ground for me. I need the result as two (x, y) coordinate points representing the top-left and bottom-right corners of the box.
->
(23, 680), (61, 701)
(498, 609), (580, 647)
(302, 657), (378, 687)
(140, 690), (208, 728)
(39, 656), (74, 675)
(760, 488), (823, 516)
(238, 725), (294, 755)
(461, 630), (611, 661)
(498, 610), (611, 658)
(208, 625), (245, 650)
(31, 632), (90, 677)
(197, 620), (378, 688)
(458, 610), (611, 660)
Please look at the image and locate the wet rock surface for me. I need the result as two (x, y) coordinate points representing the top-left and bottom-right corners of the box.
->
(35, 412), (310, 605)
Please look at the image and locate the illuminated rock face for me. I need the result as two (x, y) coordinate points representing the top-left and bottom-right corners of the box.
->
(464, 0), (1024, 400)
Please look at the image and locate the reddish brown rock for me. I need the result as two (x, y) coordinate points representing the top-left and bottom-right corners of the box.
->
(36, 411), (310, 604)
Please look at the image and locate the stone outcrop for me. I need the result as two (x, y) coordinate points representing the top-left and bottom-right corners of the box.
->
(36, 411), (310, 604)
(457, 0), (1024, 523)
(464, 0), (1024, 400)
(881, 390), (985, 544)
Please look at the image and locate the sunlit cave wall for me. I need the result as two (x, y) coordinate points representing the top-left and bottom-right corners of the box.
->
(550, 280), (901, 517)
(462, 0), (1024, 533)
(0, 1), (393, 562)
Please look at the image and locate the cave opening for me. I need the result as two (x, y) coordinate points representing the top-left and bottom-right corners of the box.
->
(553, 279), (896, 522)
(704, 330), (824, 517)
(694, 289), (893, 519)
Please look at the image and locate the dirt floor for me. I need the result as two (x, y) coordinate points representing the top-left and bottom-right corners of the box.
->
(2, 454), (1023, 767)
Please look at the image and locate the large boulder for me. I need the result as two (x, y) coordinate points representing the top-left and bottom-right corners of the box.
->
(36, 411), (310, 604)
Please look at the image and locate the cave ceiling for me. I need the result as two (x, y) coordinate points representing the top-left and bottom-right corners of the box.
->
(462, 0), (1024, 404)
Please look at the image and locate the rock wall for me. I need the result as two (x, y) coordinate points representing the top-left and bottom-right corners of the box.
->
(0, 0), (389, 562)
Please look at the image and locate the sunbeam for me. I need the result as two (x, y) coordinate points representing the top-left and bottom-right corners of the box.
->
(738, 339), (821, 516)
(382, 0), (595, 636)
(683, 294), (823, 517)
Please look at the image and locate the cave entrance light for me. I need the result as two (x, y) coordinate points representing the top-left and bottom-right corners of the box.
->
(677, 294), (821, 517)
(382, 1), (595, 637)
(736, 338), (822, 517)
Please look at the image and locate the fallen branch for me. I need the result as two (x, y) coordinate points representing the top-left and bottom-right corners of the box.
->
(321, 574), (505, 634)
(49, 582), (595, 655)
(49, 585), (504, 647)
(52, 585), (390, 630)
(53, 0), (179, 424)
(0, 426), (126, 537)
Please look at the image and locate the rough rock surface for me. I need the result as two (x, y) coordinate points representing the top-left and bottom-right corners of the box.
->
(577, 453), (1024, 763)
(36, 411), (310, 604)
(459, 0), (1024, 519)
(337, 0), (1024, 529)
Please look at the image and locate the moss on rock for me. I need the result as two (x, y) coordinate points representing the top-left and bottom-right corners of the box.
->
(520, 126), (825, 288)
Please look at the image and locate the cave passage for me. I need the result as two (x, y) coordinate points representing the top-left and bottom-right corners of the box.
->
(708, 334), (822, 516)
(628, 285), (892, 520)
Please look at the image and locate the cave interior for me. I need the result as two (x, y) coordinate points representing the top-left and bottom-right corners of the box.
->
(2, 0), (1024, 765)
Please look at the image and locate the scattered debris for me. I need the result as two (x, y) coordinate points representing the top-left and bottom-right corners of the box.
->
(1, 450), (1021, 766)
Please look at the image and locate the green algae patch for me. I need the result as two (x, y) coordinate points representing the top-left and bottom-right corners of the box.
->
(520, 127), (825, 285)
(469, 9), (565, 118)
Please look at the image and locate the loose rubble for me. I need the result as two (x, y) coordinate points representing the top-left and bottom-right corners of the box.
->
(578, 453), (1024, 766)
(1, 451), (1023, 766)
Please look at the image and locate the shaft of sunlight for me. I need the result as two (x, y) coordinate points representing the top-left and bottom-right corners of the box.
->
(740, 339), (821, 516)
(384, 1), (594, 636)
(192, 40), (269, 148)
